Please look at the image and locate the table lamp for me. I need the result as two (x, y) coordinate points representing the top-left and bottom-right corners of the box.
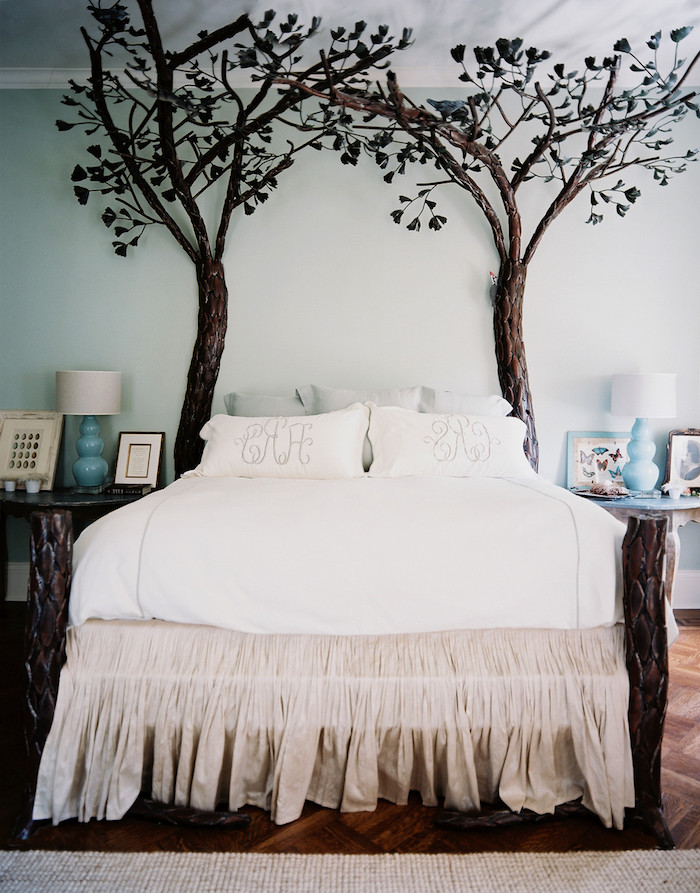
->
(55, 370), (122, 488)
(611, 372), (676, 493)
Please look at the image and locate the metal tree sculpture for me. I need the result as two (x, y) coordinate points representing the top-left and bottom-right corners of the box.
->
(58, 2), (411, 475)
(280, 28), (699, 468)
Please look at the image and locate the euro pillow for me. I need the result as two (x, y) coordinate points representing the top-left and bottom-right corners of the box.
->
(297, 383), (423, 414)
(419, 388), (512, 416)
(186, 403), (368, 479)
(367, 403), (535, 478)
(223, 391), (305, 417)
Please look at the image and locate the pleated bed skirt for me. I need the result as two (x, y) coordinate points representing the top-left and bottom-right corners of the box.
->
(33, 620), (634, 828)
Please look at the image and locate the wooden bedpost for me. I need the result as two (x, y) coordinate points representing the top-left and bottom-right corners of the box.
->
(12, 510), (73, 841)
(621, 515), (673, 849)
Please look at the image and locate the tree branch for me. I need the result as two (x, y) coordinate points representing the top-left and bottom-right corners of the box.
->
(81, 26), (198, 262)
(136, 0), (212, 257)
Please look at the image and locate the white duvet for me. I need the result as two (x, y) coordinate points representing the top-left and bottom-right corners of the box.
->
(69, 475), (628, 633)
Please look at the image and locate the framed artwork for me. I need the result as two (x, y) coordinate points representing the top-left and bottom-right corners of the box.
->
(665, 429), (700, 495)
(114, 432), (164, 487)
(566, 431), (630, 490)
(0, 411), (64, 490)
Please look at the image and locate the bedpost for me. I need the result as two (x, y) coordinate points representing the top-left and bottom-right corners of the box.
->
(12, 509), (72, 841)
(621, 515), (673, 849)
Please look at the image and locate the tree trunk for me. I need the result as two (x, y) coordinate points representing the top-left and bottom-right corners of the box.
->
(493, 260), (539, 471)
(174, 256), (228, 477)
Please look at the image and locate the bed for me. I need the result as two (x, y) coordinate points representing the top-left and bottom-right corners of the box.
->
(14, 384), (674, 847)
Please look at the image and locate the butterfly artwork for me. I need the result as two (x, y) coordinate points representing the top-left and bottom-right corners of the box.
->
(568, 432), (631, 490)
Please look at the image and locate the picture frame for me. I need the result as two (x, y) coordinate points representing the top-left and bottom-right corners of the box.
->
(566, 431), (630, 490)
(665, 428), (700, 495)
(114, 431), (164, 488)
(0, 411), (64, 490)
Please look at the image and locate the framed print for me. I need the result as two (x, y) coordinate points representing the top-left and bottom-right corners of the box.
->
(567, 431), (630, 490)
(0, 411), (64, 490)
(114, 432), (164, 487)
(665, 429), (700, 495)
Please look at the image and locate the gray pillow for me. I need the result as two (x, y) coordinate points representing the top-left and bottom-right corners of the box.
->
(224, 392), (306, 417)
(420, 388), (512, 416)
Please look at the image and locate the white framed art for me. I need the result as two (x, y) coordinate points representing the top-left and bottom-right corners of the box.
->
(0, 410), (64, 490)
(566, 430), (630, 490)
(114, 431), (164, 487)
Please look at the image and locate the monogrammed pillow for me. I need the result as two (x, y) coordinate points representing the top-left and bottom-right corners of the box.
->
(186, 403), (369, 479)
(367, 403), (534, 478)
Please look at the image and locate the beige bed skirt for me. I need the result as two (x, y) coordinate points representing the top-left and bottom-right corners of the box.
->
(32, 620), (634, 828)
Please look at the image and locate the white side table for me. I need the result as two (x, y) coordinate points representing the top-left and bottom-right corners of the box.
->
(586, 495), (700, 604)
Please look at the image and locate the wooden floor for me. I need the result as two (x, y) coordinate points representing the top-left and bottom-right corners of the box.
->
(1, 602), (698, 853)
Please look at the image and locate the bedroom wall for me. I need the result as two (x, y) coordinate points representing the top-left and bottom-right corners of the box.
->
(1, 88), (699, 604)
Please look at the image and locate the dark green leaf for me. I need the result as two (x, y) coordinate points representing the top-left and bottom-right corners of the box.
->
(613, 38), (632, 54)
(56, 119), (77, 131)
(451, 44), (466, 63)
(71, 165), (87, 182)
(670, 26), (693, 43)
(73, 185), (89, 205)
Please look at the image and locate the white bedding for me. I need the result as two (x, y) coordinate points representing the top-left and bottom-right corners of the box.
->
(69, 474), (627, 634)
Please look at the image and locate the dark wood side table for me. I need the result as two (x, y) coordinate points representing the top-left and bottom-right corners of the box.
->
(1, 489), (145, 602)
(586, 494), (700, 604)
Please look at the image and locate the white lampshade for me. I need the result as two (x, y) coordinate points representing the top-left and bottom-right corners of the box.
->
(611, 373), (676, 419)
(55, 370), (122, 416)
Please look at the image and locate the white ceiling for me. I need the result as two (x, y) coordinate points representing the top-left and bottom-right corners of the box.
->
(1, 0), (699, 87)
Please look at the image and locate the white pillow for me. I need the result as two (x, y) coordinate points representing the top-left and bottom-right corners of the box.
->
(187, 404), (368, 479)
(419, 388), (512, 416)
(367, 403), (534, 478)
(223, 392), (306, 417)
(297, 384), (424, 470)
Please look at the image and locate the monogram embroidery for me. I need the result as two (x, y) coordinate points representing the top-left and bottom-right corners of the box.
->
(425, 415), (500, 465)
(235, 418), (314, 465)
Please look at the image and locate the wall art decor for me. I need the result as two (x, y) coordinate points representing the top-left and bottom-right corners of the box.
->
(0, 411), (64, 490)
(567, 431), (631, 490)
(113, 431), (164, 488)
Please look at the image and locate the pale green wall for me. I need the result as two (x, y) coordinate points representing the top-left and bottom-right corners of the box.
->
(1, 88), (700, 571)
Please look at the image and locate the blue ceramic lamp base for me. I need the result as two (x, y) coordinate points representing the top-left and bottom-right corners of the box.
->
(72, 414), (109, 488)
(621, 417), (661, 493)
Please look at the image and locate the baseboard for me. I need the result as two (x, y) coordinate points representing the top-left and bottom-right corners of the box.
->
(5, 561), (700, 609)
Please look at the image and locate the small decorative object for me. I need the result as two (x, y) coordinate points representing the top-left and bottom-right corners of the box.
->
(0, 410), (64, 490)
(113, 431), (164, 489)
(25, 478), (42, 494)
(567, 431), (631, 490)
(664, 429), (700, 497)
(611, 373), (677, 493)
(55, 371), (122, 489)
(589, 481), (629, 498)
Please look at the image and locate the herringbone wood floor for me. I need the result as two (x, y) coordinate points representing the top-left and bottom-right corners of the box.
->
(1, 603), (698, 852)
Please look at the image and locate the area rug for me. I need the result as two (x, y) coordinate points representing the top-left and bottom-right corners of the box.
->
(1, 850), (699, 893)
